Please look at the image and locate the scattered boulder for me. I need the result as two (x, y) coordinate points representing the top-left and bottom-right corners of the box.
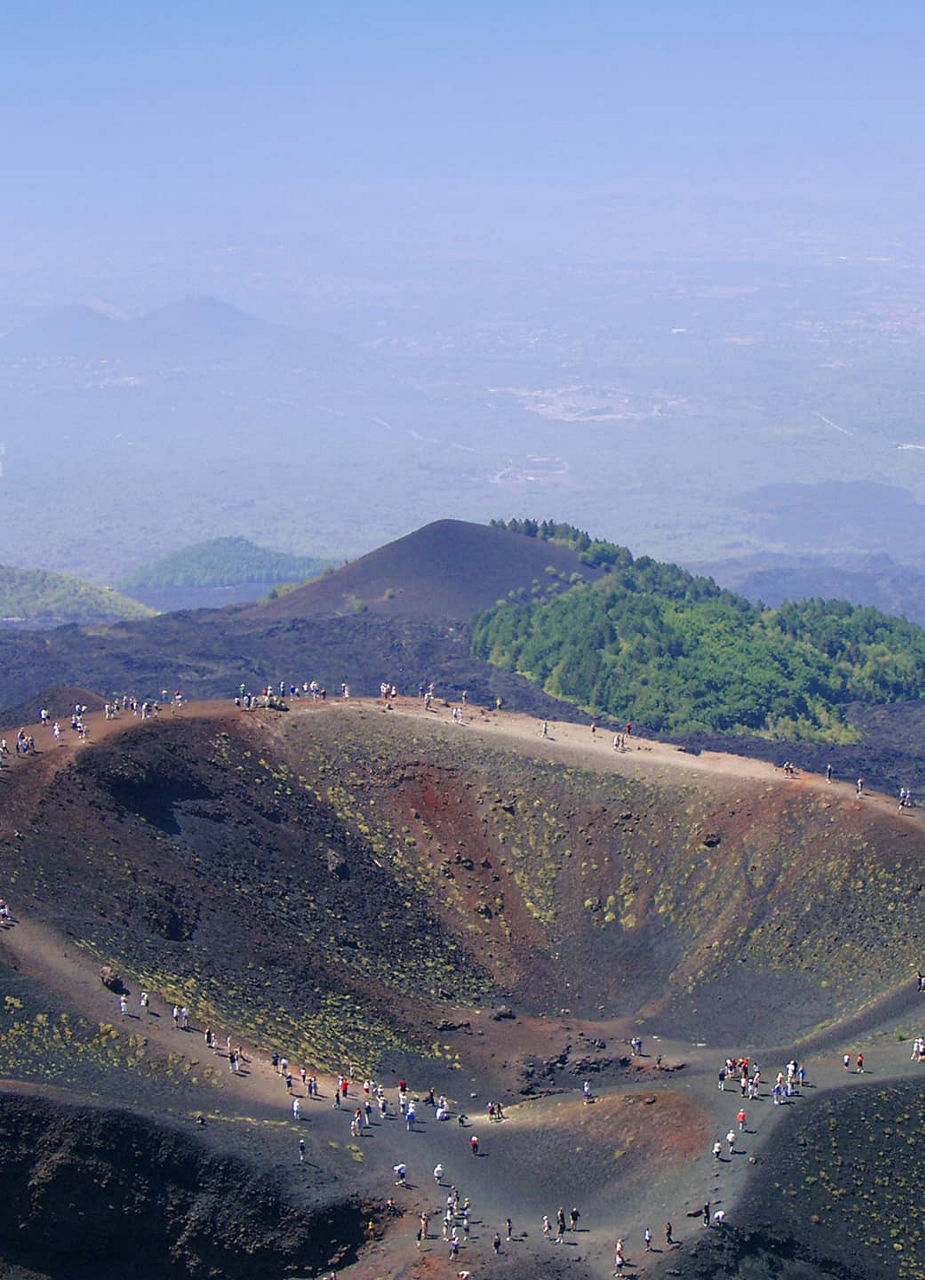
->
(325, 848), (349, 879)
(569, 1055), (630, 1075)
(491, 1005), (515, 1021)
(99, 966), (124, 993)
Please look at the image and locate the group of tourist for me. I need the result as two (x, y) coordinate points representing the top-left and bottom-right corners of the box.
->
(233, 680), (331, 709)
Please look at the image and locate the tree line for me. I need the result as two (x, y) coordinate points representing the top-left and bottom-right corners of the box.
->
(475, 521), (925, 740)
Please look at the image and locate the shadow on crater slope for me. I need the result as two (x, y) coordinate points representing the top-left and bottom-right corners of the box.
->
(4, 704), (921, 1069)
(0, 1093), (368, 1280)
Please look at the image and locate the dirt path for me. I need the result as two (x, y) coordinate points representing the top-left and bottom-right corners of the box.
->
(3, 695), (918, 825)
(382, 697), (919, 828)
(3, 887), (921, 1280)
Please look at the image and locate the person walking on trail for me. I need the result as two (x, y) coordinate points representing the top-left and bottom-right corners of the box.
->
(737, 1107), (746, 1131)
(470, 1134), (479, 1155)
(856, 1053), (864, 1073)
(298, 1138), (305, 1163)
(856, 776), (865, 797)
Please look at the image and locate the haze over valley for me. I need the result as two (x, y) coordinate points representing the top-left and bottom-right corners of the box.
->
(4, 257), (925, 589)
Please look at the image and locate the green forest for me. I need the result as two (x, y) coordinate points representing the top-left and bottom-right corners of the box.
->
(473, 520), (925, 740)
(120, 537), (327, 590)
(0, 567), (154, 625)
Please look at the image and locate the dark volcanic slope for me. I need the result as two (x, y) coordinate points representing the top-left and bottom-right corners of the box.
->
(4, 705), (923, 1074)
(0, 1093), (367, 1280)
(0, 521), (603, 723)
(0, 611), (591, 731)
(740, 1077), (925, 1280)
(245, 518), (604, 621)
(675, 1077), (925, 1280)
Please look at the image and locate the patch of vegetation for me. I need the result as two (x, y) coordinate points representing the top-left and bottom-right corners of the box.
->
(749, 1082), (925, 1280)
(478, 520), (925, 740)
(119, 537), (328, 590)
(0, 1003), (173, 1088)
(0, 566), (153, 624)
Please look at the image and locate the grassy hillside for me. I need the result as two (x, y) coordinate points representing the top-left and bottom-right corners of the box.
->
(0, 566), (154, 625)
(119, 537), (326, 591)
(473, 520), (925, 741)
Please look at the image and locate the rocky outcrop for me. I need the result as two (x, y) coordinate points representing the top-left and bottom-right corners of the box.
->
(0, 1093), (367, 1280)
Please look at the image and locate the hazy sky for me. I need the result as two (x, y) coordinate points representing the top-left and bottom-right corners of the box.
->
(3, 1), (924, 317)
(2, 2), (925, 578)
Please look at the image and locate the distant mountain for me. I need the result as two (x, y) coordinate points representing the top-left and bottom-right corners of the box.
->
(128, 296), (358, 367)
(0, 566), (154, 627)
(737, 480), (925, 559)
(688, 551), (925, 626)
(120, 537), (328, 592)
(0, 296), (358, 369)
(0, 304), (125, 360)
(246, 518), (606, 622)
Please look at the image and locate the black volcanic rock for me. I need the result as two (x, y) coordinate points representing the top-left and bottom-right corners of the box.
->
(0, 1093), (368, 1280)
(247, 519), (604, 622)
